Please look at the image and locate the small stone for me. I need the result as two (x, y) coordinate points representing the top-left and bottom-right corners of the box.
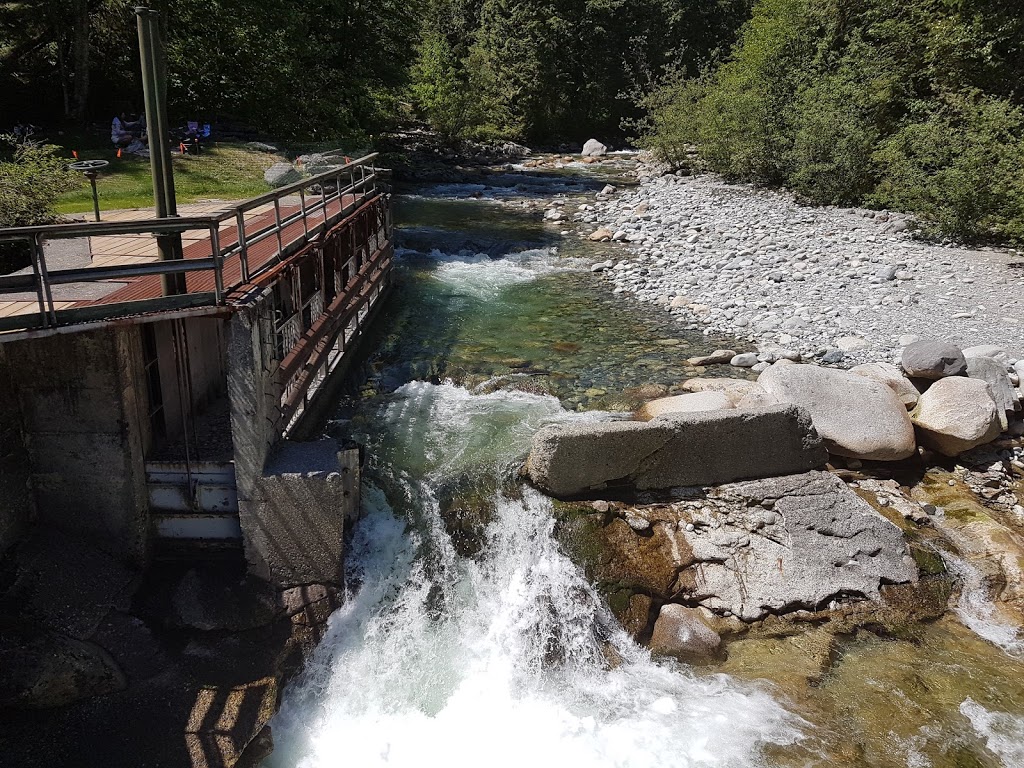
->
(625, 513), (651, 532)
(730, 353), (760, 368)
(836, 336), (869, 353)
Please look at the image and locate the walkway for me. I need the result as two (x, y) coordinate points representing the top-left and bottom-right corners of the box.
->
(0, 199), (352, 320)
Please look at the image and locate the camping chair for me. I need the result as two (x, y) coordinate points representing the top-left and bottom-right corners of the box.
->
(178, 121), (212, 155)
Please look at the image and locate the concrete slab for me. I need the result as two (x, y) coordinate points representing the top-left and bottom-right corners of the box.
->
(527, 405), (828, 497)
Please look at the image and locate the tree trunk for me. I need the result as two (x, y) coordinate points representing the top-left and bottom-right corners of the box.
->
(71, 0), (90, 121)
(57, 39), (71, 118)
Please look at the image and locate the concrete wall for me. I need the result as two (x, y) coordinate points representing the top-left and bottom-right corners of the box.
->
(226, 297), (282, 504)
(3, 327), (150, 564)
(0, 347), (34, 557)
(226, 294), (359, 587)
(248, 441), (358, 586)
(154, 317), (227, 442)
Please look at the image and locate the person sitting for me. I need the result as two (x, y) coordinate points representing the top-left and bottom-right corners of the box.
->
(111, 113), (134, 147)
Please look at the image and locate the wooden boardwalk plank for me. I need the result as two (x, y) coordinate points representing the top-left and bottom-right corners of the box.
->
(71, 195), (357, 309)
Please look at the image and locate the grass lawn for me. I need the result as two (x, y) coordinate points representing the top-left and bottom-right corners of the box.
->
(54, 142), (281, 215)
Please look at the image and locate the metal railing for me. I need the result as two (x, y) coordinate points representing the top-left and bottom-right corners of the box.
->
(0, 154), (382, 330)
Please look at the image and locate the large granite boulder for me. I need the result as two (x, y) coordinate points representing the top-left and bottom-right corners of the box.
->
(582, 138), (608, 157)
(911, 377), (1002, 456)
(849, 362), (920, 409)
(637, 391), (734, 420)
(901, 340), (968, 379)
(264, 162), (301, 188)
(559, 472), (918, 622)
(526, 404), (827, 497)
(758, 363), (916, 461)
(962, 344), (1010, 364)
(966, 355), (1018, 429)
(680, 377), (764, 398)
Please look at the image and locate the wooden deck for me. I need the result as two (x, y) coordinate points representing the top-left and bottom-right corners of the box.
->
(0, 195), (366, 329)
(0, 155), (383, 333)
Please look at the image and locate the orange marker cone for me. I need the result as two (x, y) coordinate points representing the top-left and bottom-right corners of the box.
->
(180, 143), (186, 154)
(117, 148), (123, 158)
(72, 150), (79, 159)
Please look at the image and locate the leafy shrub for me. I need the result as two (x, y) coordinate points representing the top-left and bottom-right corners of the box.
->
(0, 139), (80, 228)
(871, 92), (1024, 242)
(640, 0), (1024, 243)
(0, 139), (81, 273)
(787, 76), (878, 205)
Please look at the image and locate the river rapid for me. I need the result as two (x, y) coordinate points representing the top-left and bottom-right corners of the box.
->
(266, 161), (1024, 767)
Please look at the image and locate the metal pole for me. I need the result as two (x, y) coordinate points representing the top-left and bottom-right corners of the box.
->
(150, 11), (177, 217)
(87, 172), (101, 222)
(136, 6), (185, 295)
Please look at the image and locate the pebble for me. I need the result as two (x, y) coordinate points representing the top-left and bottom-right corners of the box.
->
(585, 169), (1024, 364)
(730, 352), (760, 367)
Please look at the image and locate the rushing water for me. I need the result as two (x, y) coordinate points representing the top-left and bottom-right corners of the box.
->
(269, 381), (803, 767)
(269, 167), (1024, 767)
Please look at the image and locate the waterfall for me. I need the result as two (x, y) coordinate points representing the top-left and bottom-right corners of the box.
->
(267, 381), (804, 767)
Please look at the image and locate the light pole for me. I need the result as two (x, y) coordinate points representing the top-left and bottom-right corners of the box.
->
(136, 5), (185, 295)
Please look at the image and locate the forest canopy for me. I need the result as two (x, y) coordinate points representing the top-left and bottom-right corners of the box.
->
(640, 0), (1024, 242)
(2, 0), (1022, 241)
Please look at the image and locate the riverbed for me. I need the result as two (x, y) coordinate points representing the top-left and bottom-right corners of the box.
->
(265, 159), (1024, 768)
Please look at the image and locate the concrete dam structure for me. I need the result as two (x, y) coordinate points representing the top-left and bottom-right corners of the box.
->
(0, 156), (393, 587)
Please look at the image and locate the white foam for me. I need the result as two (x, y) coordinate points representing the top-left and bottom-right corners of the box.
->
(941, 552), (1024, 657)
(422, 248), (582, 301)
(961, 698), (1024, 766)
(268, 383), (804, 767)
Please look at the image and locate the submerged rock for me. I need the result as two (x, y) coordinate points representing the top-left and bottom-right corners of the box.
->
(649, 604), (721, 661)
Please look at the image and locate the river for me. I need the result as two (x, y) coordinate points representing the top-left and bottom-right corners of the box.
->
(265, 160), (1024, 767)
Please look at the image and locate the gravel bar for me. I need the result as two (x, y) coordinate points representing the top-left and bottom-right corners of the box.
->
(578, 171), (1024, 366)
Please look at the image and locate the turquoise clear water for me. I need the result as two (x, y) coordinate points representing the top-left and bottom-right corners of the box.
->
(339, 177), (742, 414)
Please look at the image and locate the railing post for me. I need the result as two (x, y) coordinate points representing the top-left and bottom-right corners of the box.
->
(299, 187), (309, 237)
(209, 223), (224, 304)
(27, 235), (50, 326)
(235, 210), (250, 283)
(273, 198), (284, 255)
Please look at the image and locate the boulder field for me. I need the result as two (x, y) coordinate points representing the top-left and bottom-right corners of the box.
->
(527, 340), (1021, 497)
(526, 338), (1023, 659)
